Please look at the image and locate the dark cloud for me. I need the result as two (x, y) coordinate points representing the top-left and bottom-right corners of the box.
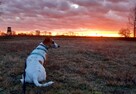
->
(105, 1), (130, 12)
(0, 0), (135, 34)
(107, 0), (128, 3)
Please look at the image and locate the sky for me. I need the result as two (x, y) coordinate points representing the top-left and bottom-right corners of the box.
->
(0, 0), (136, 36)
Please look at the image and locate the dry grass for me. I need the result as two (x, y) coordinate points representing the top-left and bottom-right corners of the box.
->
(0, 36), (136, 94)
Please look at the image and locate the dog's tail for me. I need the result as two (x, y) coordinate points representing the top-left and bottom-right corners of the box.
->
(33, 79), (54, 87)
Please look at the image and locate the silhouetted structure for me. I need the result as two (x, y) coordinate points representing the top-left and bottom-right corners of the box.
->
(7, 27), (12, 35)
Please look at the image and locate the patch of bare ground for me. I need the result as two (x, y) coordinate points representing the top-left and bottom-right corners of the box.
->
(0, 37), (136, 94)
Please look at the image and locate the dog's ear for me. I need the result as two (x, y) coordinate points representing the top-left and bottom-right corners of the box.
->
(43, 37), (52, 44)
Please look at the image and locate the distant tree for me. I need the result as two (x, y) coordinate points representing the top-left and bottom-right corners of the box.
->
(48, 32), (52, 36)
(28, 32), (33, 36)
(118, 28), (131, 37)
(68, 32), (74, 36)
(0, 31), (6, 36)
(44, 31), (48, 36)
(128, 5), (136, 37)
(35, 30), (40, 36)
(12, 31), (16, 35)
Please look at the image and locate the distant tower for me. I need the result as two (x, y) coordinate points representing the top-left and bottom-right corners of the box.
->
(7, 27), (12, 35)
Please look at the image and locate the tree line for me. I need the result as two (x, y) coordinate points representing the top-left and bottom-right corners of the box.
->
(118, 5), (136, 38)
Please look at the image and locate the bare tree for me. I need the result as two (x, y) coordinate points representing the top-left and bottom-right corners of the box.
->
(118, 28), (131, 38)
(44, 31), (48, 36)
(35, 30), (40, 36)
(48, 32), (51, 36)
(12, 31), (16, 35)
(128, 5), (136, 37)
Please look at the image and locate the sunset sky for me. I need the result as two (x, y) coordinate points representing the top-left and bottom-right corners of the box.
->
(0, 0), (136, 37)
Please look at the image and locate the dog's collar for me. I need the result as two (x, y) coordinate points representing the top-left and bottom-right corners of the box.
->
(39, 43), (49, 50)
(30, 53), (46, 62)
(36, 48), (48, 53)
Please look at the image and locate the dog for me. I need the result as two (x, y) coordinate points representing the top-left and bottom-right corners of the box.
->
(20, 37), (60, 87)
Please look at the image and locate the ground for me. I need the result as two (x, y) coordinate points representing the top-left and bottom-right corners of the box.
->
(0, 36), (136, 94)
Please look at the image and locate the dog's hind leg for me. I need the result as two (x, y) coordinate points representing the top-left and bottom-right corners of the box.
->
(20, 73), (32, 84)
(33, 71), (43, 87)
(33, 79), (42, 87)
(33, 79), (54, 87)
(32, 71), (54, 87)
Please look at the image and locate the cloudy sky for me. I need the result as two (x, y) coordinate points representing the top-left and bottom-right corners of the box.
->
(0, 0), (136, 36)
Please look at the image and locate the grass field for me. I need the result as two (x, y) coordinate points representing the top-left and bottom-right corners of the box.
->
(0, 36), (136, 94)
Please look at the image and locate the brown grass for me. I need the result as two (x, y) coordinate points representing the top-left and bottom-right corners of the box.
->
(0, 36), (136, 94)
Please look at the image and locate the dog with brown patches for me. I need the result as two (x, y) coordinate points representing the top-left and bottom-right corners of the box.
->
(20, 37), (60, 87)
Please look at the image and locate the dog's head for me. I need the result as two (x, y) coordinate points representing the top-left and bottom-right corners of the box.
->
(43, 37), (60, 49)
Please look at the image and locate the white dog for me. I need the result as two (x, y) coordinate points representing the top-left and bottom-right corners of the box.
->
(20, 37), (60, 87)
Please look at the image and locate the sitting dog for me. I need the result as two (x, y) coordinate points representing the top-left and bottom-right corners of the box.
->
(20, 37), (60, 87)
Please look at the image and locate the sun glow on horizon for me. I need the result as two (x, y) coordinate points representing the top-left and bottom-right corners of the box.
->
(76, 30), (120, 37)
(0, 28), (121, 37)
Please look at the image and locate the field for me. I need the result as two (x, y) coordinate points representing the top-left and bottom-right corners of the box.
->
(0, 36), (136, 94)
